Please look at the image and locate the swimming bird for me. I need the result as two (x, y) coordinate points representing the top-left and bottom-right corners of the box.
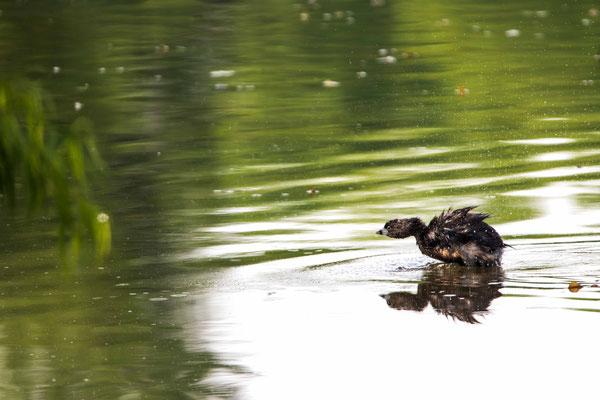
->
(376, 206), (508, 267)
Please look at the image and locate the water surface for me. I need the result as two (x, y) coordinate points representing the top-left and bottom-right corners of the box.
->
(1, 1), (599, 398)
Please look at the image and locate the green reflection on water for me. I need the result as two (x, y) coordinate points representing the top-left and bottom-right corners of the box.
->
(0, 79), (111, 264)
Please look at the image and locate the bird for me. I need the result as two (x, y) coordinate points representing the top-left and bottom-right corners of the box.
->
(376, 206), (509, 267)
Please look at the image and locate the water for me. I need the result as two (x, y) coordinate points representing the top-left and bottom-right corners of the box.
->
(1, 1), (600, 398)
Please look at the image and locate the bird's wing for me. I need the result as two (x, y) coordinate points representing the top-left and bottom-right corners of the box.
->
(429, 206), (502, 248)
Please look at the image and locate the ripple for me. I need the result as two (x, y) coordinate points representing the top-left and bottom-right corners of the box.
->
(501, 138), (575, 145)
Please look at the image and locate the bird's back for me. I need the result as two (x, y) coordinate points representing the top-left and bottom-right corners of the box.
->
(424, 206), (505, 267)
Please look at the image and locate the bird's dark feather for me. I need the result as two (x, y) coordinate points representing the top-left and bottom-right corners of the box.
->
(427, 206), (503, 250)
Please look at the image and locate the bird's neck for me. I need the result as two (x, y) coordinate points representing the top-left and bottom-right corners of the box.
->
(409, 218), (428, 240)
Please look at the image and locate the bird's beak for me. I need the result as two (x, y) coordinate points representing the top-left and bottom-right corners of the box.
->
(376, 228), (388, 235)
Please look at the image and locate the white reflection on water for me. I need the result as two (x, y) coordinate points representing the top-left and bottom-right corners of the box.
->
(332, 147), (452, 163)
(231, 176), (355, 193)
(501, 138), (575, 145)
(501, 181), (600, 236)
(517, 165), (600, 178)
(387, 162), (478, 172)
(188, 221), (376, 259)
(211, 206), (270, 214)
(530, 151), (574, 161)
(528, 150), (600, 162)
(186, 246), (600, 399)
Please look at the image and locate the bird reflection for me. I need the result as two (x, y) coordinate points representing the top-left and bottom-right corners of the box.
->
(380, 264), (504, 324)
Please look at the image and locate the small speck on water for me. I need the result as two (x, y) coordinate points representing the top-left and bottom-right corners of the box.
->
(322, 80), (341, 88)
(150, 297), (168, 302)
(568, 281), (582, 292)
(210, 70), (235, 78)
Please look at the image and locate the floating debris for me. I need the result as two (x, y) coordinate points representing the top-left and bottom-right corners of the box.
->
(210, 70), (235, 78)
(505, 29), (520, 37)
(376, 55), (397, 64)
(356, 71), (367, 79)
(74, 102), (84, 111)
(97, 213), (109, 223)
(52, 66), (60, 74)
(322, 79), (340, 88)
(300, 12), (309, 22)
(568, 281), (582, 293)
(307, 187), (320, 195)
(455, 85), (469, 96)
(156, 44), (169, 54)
(590, 8), (599, 16)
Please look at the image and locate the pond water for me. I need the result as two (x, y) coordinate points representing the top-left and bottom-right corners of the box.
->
(1, 1), (600, 399)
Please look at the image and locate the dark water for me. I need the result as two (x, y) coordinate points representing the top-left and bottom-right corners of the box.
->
(1, 1), (600, 398)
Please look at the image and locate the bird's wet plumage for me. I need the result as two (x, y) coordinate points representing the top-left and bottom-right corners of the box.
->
(377, 206), (508, 267)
